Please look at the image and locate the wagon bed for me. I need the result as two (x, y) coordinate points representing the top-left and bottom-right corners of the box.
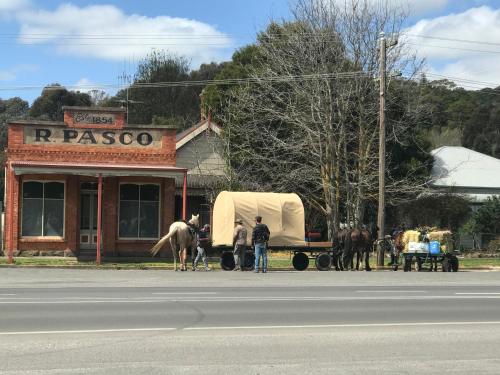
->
(215, 241), (340, 271)
(396, 251), (459, 272)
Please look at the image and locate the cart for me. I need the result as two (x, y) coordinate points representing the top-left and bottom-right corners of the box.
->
(396, 251), (459, 272)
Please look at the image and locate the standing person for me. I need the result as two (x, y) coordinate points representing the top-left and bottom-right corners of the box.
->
(252, 216), (270, 273)
(388, 224), (399, 266)
(232, 219), (247, 271)
(193, 224), (211, 271)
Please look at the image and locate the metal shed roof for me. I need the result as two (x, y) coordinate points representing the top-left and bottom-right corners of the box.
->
(431, 146), (500, 189)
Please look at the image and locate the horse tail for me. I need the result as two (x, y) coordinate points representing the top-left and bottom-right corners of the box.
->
(151, 226), (177, 256)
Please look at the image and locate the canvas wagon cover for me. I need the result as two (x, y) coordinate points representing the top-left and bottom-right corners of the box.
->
(212, 191), (305, 247)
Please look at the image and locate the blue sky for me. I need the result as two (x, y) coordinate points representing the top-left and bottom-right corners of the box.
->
(1, 0), (500, 103)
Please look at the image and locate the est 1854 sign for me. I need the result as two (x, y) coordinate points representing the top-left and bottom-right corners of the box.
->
(74, 111), (115, 125)
(24, 127), (162, 148)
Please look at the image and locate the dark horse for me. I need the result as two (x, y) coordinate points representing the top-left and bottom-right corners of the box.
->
(342, 228), (373, 271)
(332, 229), (350, 271)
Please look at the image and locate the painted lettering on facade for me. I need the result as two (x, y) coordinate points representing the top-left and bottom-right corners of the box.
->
(74, 112), (115, 125)
(24, 127), (162, 148)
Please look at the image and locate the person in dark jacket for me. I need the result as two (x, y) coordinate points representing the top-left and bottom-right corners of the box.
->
(252, 216), (270, 273)
(193, 224), (211, 271)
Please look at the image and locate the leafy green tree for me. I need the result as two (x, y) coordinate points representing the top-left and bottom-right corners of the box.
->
(462, 89), (500, 158)
(29, 84), (91, 121)
(109, 51), (224, 129)
(201, 45), (260, 123)
(464, 196), (500, 235)
(393, 193), (471, 233)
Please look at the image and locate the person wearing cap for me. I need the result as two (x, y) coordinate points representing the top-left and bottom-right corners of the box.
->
(252, 215), (270, 273)
(193, 224), (211, 271)
(232, 219), (248, 271)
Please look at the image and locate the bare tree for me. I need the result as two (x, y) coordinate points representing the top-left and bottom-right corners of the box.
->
(217, 0), (428, 239)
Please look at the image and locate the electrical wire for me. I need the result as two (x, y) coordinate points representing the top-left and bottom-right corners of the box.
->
(404, 34), (500, 48)
(0, 70), (374, 91)
(405, 42), (500, 55)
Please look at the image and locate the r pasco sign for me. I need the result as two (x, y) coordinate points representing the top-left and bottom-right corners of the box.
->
(24, 127), (162, 148)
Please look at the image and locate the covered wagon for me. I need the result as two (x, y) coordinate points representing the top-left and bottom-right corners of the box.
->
(212, 191), (338, 271)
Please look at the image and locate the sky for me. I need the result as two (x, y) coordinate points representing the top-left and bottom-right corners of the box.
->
(1, 0), (500, 103)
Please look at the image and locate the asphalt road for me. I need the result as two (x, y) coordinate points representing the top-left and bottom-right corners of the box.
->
(1, 269), (500, 374)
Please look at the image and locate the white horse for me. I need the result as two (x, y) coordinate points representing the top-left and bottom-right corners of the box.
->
(151, 214), (199, 271)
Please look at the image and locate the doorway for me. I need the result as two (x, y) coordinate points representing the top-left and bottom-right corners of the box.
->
(80, 183), (99, 250)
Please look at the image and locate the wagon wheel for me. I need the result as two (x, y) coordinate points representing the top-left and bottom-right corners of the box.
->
(315, 253), (332, 271)
(392, 253), (401, 271)
(441, 258), (450, 272)
(243, 251), (255, 271)
(292, 252), (309, 271)
(450, 255), (459, 272)
(220, 251), (235, 271)
(414, 257), (423, 272)
(403, 255), (412, 272)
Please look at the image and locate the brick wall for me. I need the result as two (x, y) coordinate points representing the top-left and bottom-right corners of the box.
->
(5, 107), (179, 258)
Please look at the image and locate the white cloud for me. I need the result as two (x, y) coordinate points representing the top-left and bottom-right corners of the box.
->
(404, 6), (500, 88)
(0, 64), (37, 81)
(330, 0), (449, 15)
(14, 3), (232, 65)
(0, 0), (30, 18)
(0, 0), (30, 12)
(72, 78), (98, 93)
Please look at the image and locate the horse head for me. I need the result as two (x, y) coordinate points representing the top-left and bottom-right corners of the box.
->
(188, 214), (200, 228)
(394, 231), (405, 252)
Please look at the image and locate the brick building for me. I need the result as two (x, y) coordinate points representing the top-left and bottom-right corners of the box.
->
(4, 106), (187, 261)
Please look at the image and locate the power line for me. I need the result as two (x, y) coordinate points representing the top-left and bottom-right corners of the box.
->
(1, 71), (498, 93)
(405, 34), (500, 48)
(0, 31), (496, 46)
(423, 73), (500, 87)
(0, 70), (374, 91)
(406, 42), (500, 55)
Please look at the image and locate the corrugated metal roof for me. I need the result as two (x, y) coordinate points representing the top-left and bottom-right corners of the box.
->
(431, 146), (500, 189)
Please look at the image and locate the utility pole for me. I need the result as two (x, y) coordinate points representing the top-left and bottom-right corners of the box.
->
(377, 31), (397, 267)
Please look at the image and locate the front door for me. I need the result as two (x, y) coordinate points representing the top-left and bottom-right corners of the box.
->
(80, 190), (98, 250)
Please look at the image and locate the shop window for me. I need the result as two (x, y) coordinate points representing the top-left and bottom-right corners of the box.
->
(119, 184), (159, 239)
(22, 181), (64, 237)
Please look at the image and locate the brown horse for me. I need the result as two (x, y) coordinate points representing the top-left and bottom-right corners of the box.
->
(151, 214), (199, 271)
(390, 231), (405, 270)
(342, 228), (373, 271)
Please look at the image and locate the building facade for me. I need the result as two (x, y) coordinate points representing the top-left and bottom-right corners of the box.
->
(175, 118), (225, 226)
(4, 106), (187, 261)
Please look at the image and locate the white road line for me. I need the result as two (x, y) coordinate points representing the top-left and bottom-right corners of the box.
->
(455, 293), (500, 295)
(356, 290), (427, 293)
(0, 327), (177, 336)
(185, 321), (500, 331)
(1, 295), (500, 304)
(151, 292), (218, 295)
(0, 294), (16, 296)
(2, 321), (500, 336)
